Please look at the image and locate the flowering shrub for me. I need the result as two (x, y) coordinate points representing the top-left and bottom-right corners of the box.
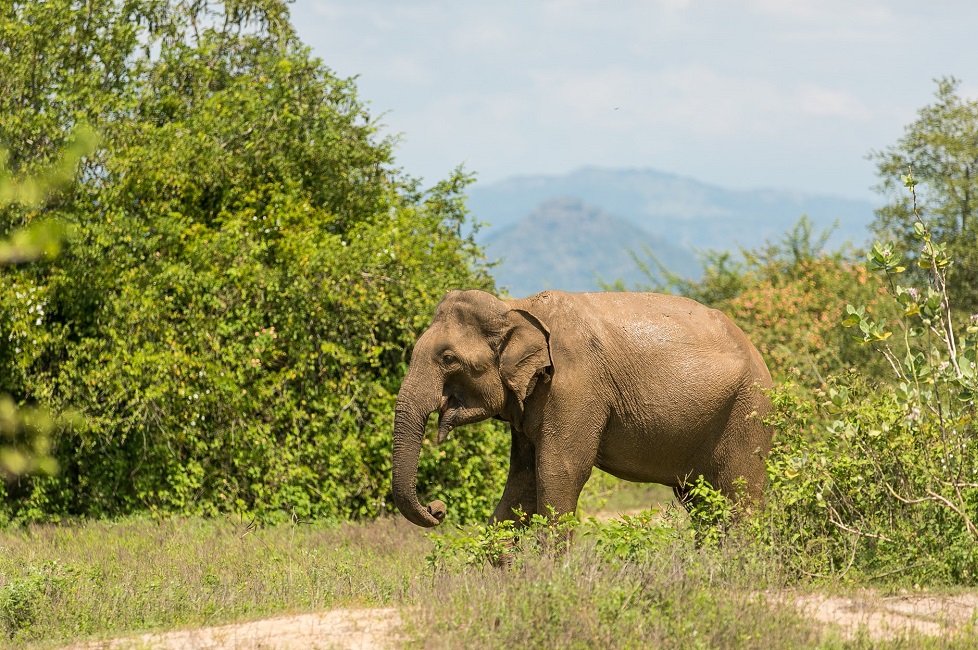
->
(633, 217), (895, 390)
(725, 255), (890, 389)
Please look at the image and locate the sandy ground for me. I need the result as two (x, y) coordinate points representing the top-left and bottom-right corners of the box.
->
(66, 608), (403, 650)
(792, 591), (978, 641)
(62, 591), (978, 648)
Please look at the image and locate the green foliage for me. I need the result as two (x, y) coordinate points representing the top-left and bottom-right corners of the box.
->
(683, 476), (738, 547)
(0, 120), (96, 484)
(871, 76), (978, 313)
(588, 508), (687, 562)
(0, 396), (72, 480)
(426, 519), (520, 571)
(415, 422), (509, 526)
(0, 561), (71, 641)
(0, 1), (500, 523)
(764, 178), (978, 585)
(426, 507), (579, 572)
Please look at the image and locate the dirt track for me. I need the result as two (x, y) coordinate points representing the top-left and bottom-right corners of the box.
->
(64, 591), (978, 648)
(67, 608), (403, 650)
(792, 591), (978, 641)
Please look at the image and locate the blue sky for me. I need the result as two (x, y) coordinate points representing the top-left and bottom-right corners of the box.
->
(290, 1), (978, 201)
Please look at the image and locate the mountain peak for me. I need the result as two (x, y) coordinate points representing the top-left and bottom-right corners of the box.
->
(483, 197), (696, 299)
(468, 166), (877, 297)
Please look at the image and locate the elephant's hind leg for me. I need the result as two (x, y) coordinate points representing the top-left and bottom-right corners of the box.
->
(712, 385), (772, 509)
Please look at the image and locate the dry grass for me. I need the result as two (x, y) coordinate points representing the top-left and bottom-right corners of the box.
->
(2, 503), (977, 648)
(0, 516), (427, 647)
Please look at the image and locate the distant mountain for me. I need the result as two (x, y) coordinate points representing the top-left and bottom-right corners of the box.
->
(484, 198), (699, 299)
(468, 166), (877, 253)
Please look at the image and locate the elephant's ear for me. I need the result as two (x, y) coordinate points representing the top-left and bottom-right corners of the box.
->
(499, 308), (553, 407)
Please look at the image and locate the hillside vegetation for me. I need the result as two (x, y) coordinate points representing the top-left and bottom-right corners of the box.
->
(484, 198), (699, 298)
(468, 166), (876, 296)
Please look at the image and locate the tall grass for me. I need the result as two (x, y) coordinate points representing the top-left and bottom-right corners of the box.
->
(0, 516), (426, 646)
(416, 532), (816, 648)
(2, 512), (978, 648)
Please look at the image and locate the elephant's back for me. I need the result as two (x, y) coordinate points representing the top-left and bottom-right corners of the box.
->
(528, 291), (748, 354)
(518, 290), (768, 395)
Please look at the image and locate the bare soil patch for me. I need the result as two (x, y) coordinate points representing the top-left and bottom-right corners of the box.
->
(790, 591), (978, 641)
(64, 607), (402, 650)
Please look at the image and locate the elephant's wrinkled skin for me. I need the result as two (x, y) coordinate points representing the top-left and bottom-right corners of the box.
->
(391, 289), (773, 528)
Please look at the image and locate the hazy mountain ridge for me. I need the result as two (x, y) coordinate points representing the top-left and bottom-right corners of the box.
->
(468, 167), (877, 296)
(469, 166), (876, 250)
(483, 199), (699, 299)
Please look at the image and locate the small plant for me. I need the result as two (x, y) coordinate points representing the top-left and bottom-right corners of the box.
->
(0, 562), (70, 640)
(425, 506), (582, 572)
(587, 507), (686, 562)
(425, 519), (520, 572)
(684, 476), (737, 547)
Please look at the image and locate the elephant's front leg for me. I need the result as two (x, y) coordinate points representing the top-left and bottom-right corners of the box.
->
(490, 428), (537, 526)
(534, 417), (600, 521)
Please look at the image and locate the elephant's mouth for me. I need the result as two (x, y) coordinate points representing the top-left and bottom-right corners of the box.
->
(437, 395), (459, 444)
(437, 394), (490, 444)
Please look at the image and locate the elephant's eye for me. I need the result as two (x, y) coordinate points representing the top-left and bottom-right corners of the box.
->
(441, 351), (459, 366)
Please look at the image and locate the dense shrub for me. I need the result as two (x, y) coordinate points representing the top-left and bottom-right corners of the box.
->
(0, 1), (507, 523)
(625, 217), (894, 390)
(763, 177), (978, 584)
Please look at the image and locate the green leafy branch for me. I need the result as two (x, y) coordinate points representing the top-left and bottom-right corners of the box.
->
(0, 125), (95, 480)
(835, 168), (978, 545)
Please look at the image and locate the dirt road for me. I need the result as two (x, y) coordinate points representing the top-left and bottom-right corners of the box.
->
(68, 607), (403, 650)
(64, 591), (978, 648)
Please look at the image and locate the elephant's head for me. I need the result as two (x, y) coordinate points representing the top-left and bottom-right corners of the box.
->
(391, 289), (552, 527)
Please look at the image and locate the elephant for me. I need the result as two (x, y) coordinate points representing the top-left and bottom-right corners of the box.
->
(391, 289), (773, 528)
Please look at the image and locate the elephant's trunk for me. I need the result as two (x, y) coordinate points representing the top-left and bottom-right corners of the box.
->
(391, 384), (446, 528)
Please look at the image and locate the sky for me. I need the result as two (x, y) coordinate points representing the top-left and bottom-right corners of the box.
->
(290, 1), (978, 201)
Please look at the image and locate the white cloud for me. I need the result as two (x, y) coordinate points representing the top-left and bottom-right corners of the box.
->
(384, 56), (432, 85)
(289, 0), (978, 198)
(532, 64), (872, 139)
(795, 84), (872, 120)
(745, 0), (894, 23)
(744, 0), (900, 43)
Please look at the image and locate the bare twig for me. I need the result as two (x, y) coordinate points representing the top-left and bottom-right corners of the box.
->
(926, 489), (978, 539)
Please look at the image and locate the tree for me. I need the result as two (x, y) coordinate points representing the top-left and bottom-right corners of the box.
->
(0, 1), (504, 523)
(871, 77), (978, 314)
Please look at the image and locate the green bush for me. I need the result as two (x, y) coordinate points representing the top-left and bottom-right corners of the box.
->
(763, 174), (978, 584)
(0, 561), (71, 641)
(0, 1), (505, 523)
(624, 217), (895, 390)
